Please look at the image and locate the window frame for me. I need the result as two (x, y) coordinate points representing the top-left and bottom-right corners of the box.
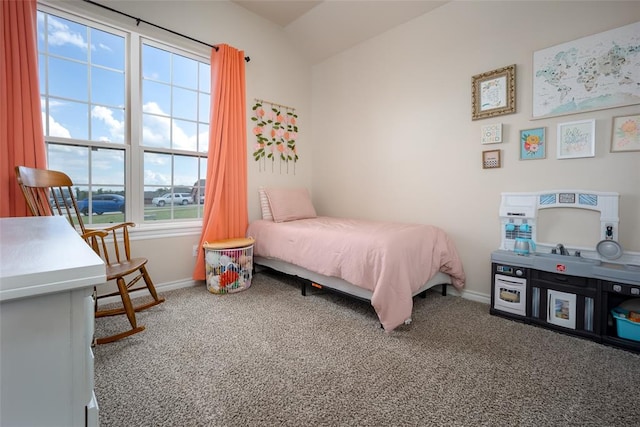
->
(37, 2), (209, 237)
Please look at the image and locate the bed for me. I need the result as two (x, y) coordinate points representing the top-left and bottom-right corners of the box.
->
(247, 188), (466, 332)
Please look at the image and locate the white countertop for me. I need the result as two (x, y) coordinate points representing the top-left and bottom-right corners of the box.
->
(0, 216), (106, 301)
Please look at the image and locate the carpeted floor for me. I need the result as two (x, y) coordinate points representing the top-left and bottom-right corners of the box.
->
(94, 270), (640, 426)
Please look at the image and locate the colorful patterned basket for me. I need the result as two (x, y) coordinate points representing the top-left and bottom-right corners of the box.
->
(203, 237), (254, 294)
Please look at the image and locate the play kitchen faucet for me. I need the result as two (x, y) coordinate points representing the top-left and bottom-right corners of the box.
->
(553, 243), (569, 256)
(551, 243), (582, 257)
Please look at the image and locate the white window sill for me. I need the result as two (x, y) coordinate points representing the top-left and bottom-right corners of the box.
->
(126, 220), (203, 240)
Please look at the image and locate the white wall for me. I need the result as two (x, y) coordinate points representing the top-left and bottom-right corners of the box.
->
(311, 1), (640, 298)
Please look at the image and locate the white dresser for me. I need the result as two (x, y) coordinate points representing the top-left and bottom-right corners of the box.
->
(0, 216), (106, 427)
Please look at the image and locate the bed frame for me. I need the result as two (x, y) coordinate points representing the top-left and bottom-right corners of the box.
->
(254, 255), (449, 303)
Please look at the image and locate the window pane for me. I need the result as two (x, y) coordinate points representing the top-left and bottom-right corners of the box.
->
(49, 57), (88, 101)
(91, 148), (125, 189)
(198, 124), (209, 153)
(47, 143), (88, 184)
(172, 54), (198, 89)
(199, 93), (210, 123)
(142, 44), (170, 83)
(199, 62), (210, 93)
(173, 87), (197, 121)
(89, 28), (124, 70)
(174, 155), (198, 186)
(143, 80), (171, 115)
(46, 144), (125, 225)
(79, 187), (126, 224)
(37, 12), (45, 52)
(92, 148), (125, 185)
(39, 54), (46, 94)
(173, 119), (197, 151)
(46, 15), (88, 61)
(144, 152), (171, 186)
(142, 114), (171, 148)
(91, 106), (125, 143)
(144, 152), (171, 221)
(174, 155), (198, 219)
(143, 152), (204, 220)
(91, 67), (124, 107)
(194, 159), (207, 214)
(48, 99), (89, 140)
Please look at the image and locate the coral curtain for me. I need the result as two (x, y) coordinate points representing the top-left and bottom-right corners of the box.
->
(193, 44), (248, 280)
(0, 0), (47, 218)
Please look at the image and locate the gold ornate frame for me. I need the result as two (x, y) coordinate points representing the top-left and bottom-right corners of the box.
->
(472, 64), (516, 121)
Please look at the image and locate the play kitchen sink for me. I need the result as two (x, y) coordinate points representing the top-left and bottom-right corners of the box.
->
(491, 190), (640, 353)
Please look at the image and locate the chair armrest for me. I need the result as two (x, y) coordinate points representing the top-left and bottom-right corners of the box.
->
(84, 222), (137, 263)
(82, 229), (109, 240)
(86, 222), (137, 234)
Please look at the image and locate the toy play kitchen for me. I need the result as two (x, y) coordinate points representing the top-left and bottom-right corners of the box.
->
(490, 190), (640, 353)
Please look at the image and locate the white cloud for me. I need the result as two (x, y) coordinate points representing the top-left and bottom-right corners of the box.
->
(47, 16), (88, 51)
(91, 106), (124, 142)
(42, 111), (71, 138)
(142, 102), (171, 147)
(142, 101), (197, 150)
(144, 168), (170, 186)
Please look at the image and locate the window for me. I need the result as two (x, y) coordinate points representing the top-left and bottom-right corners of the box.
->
(141, 42), (210, 221)
(37, 5), (209, 226)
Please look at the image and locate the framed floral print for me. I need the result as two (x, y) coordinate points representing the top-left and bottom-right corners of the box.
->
(610, 114), (640, 152)
(520, 127), (545, 160)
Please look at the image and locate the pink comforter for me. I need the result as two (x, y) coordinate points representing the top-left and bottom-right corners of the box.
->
(247, 217), (466, 331)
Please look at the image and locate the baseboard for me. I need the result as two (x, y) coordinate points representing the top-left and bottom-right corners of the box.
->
(461, 289), (490, 305)
(444, 286), (491, 305)
(96, 278), (202, 307)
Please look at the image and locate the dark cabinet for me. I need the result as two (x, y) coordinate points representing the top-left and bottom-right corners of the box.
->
(529, 269), (600, 341)
(600, 280), (640, 353)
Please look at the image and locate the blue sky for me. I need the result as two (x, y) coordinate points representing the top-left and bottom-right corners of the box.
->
(37, 11), (209, 191)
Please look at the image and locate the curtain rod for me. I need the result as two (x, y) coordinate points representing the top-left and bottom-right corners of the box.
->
(82, 0), (250, 62)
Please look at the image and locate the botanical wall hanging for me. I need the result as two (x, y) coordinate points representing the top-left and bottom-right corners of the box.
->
(251, 99), (299, 173)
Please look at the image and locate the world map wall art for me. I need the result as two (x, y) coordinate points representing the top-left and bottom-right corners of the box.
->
(532, 21), (640, 118)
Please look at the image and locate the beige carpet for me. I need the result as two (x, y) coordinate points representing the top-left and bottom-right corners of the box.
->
(94, 270), (640, 426)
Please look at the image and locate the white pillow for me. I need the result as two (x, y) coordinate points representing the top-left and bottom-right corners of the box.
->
(264, 187), (317, 223)
(258, 187), (273, 221)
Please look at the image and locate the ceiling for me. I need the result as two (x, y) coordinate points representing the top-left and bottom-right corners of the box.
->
(232, 1), (448, 64)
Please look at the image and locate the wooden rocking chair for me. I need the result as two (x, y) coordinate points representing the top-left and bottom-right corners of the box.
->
(15, 165), (165, 344)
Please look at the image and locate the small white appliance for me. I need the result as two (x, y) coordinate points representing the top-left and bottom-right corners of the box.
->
(492, 264), (527, 316)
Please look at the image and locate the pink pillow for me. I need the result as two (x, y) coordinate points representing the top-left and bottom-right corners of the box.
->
(264, 188), (317, 223)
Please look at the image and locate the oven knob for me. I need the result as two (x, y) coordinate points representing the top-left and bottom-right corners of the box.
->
(515, 269), (523, 277)
(613, 284), (622, 292)
(632, 288), (639, 295)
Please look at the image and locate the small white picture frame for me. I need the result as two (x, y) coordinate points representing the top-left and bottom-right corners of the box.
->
(557, 119), (595, 159)
(481, 123), (503, 144)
